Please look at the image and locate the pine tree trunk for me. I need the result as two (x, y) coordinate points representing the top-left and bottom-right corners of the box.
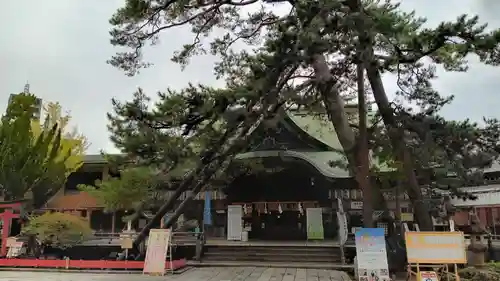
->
(342, 0), (433, 230)
(365, 65), (433, 230)
(311, 53), (374, 227)
(356, 60), (374, 228)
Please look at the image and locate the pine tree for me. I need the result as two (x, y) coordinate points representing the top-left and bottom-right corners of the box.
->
(107, 0), (500, 237)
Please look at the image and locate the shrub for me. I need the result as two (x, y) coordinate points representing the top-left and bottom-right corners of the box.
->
(22, 212), (92, 249)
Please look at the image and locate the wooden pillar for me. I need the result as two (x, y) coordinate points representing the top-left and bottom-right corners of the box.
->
(111, 212), (116, 234)
(87, 210), (92, 228)
(102, 165), (110, 180)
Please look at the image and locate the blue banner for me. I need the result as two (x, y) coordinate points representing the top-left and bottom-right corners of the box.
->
(203, 191), (212, 225)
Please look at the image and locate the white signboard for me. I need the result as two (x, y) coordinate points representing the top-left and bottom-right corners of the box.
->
(143, 229), (171, 275)
(6, 241), (24, 258)
(351, 201), (363, 210)
(306, 208), (324, 240)
(227, 205), (243, 241)
(355, 228), (390, 281)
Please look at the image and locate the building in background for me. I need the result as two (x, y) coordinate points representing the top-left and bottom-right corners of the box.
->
(7, 83), (42, 120)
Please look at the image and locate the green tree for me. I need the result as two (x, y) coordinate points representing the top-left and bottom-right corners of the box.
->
(0, 94), (86, 208)
(22, 212), (92, 249)
(78, 166), (160, 232)
(30, 102), (87, 208)
(107, 0), (500, 236)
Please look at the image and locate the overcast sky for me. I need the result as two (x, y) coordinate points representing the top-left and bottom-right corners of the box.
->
(0, 0), (499, 154)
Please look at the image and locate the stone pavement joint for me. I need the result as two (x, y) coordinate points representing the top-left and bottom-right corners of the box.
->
(0, 267), (353, 281)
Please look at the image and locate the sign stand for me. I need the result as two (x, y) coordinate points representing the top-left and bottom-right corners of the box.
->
(166, 229), (173, 275)
(143, 229), (172, 276)
(355, 228), (391, 281)
(405, 230), (465, 281)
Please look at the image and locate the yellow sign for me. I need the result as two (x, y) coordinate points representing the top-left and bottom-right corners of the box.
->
(401, 213), (414, 222)
(405, 231), (466, 264)
(120, 237), (133, 249)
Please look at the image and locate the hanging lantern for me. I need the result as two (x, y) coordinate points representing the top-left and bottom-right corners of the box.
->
(278, 203), (283, 214)
(264, 202), (268, 214)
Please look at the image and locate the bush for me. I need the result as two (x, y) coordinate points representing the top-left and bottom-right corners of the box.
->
(22, 212), (92, 249)
(456, 266), (500, 281)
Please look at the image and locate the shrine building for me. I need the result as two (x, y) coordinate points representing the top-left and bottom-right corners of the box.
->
(29, 107), (500, 241)
(40, 107), (393, 240)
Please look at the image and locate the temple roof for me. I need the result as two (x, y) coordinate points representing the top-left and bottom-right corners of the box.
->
(236, 110), (390, 178)
(449, 184), (500, 207)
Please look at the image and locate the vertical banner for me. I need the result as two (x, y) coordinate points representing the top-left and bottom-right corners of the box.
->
(306, 208), (324, 240)
(204, 190), (212, 226)
(143, 229), (171, 275)
(227, 205), (243, 241)
(355, 228), (390, 281)
(337, 198), (348, 245)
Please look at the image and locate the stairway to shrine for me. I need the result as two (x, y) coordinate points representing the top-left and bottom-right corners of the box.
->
(200, 243), (348, 269)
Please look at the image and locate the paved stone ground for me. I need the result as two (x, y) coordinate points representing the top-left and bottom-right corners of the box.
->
(0, 267), (352, 281)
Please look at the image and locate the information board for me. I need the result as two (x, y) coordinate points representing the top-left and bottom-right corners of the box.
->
(405, 231), (466, 264)
(306, 208), (324, 240)
(143, 229), (171, 275)
(227, 205), (243, 241)
(355, 228), (390, 281)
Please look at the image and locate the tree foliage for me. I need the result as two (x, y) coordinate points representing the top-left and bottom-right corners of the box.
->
(0, 95), (87, 208)
(78, 166), (160, 212)
(34, 102), (88, 175)
(107, 0), (500, 231)
(22, 212), (92, 249)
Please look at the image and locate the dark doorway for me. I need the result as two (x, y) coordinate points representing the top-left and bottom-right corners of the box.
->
(225, 158), (329, 240)
(225, 159), (328, 203)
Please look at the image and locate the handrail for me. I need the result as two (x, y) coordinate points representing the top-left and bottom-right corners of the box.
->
(89, 230), (201, 243)
(92, 232), (121, 238)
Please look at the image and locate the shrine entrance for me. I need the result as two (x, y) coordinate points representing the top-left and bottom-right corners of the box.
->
(224, 158), (334, 241)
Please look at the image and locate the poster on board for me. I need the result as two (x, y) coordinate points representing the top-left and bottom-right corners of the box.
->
(355, 228), (390, 281)
(143, 229), (171, 275)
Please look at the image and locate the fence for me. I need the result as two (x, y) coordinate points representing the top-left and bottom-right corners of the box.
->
(0, 258), (186, 270)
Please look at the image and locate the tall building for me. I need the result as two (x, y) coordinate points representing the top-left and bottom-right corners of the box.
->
(7, 83), (42, 120)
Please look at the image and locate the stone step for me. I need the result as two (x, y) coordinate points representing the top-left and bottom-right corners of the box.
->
(203, 253), (341, 263)
(204, 251), (341, 259)
(203, 245), (343, 264)
(205, 251), (340, 257)
(204, 245), (339, 253)
(188, 260), (355, 270)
